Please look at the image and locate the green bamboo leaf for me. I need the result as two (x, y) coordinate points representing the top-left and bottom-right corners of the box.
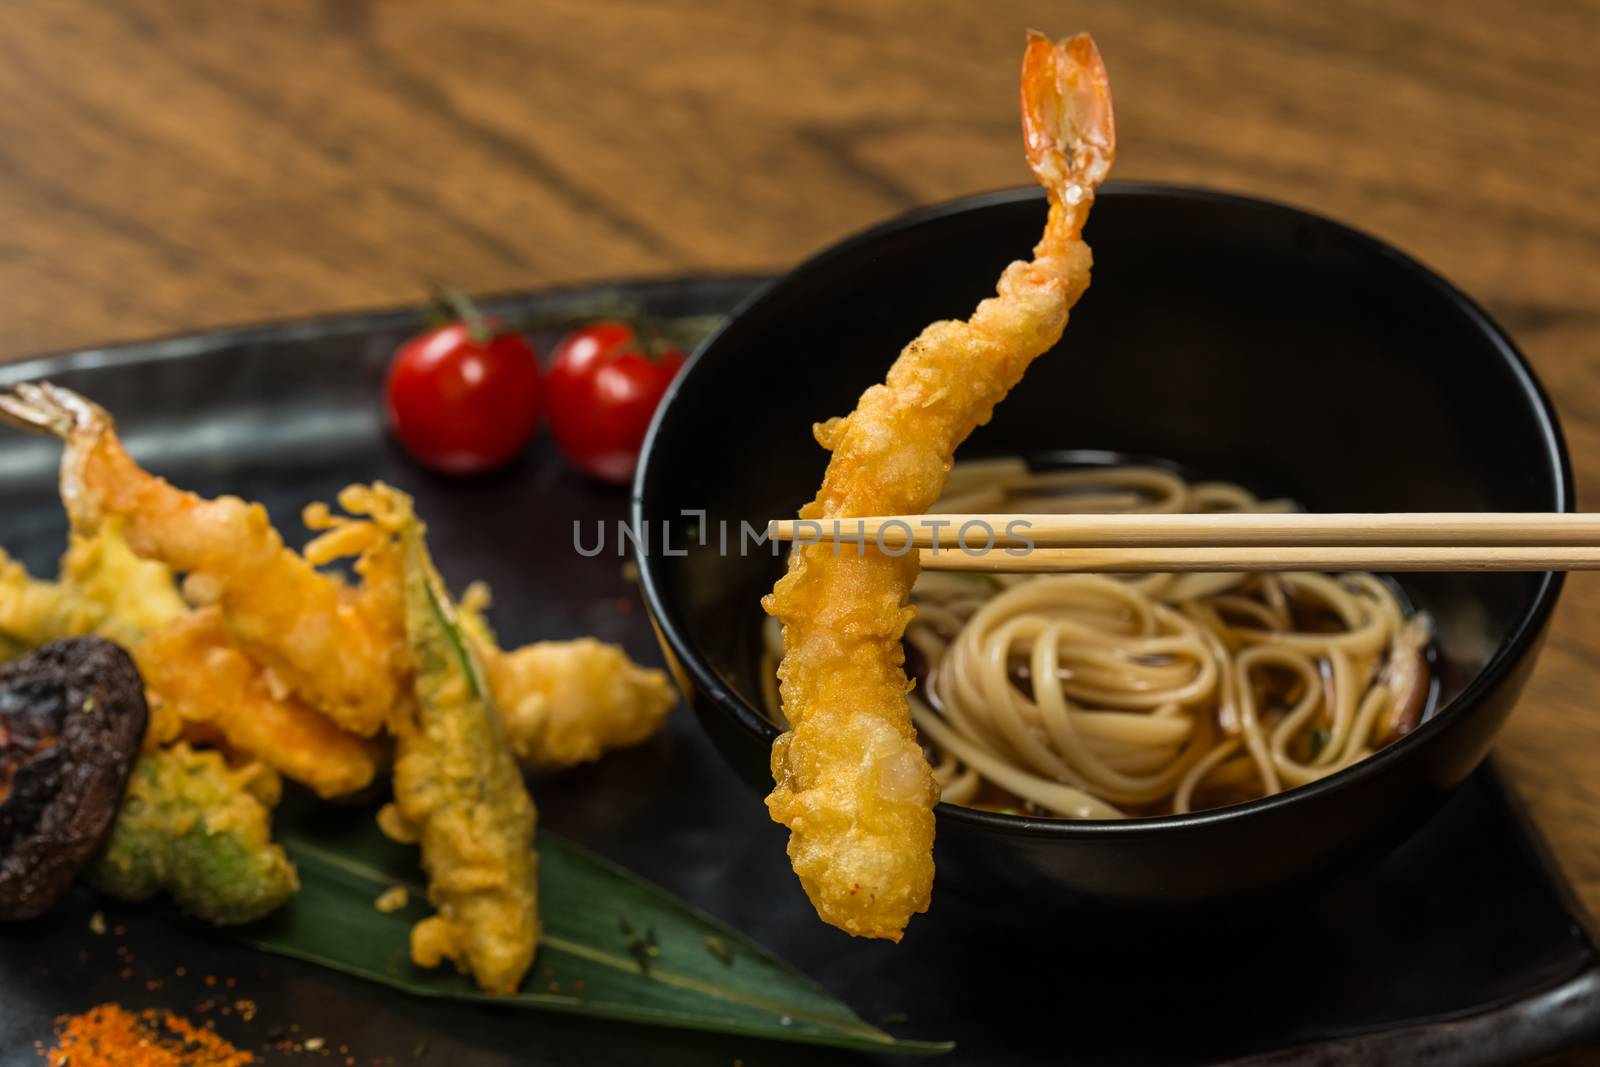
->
(226, 801), (950, 1056)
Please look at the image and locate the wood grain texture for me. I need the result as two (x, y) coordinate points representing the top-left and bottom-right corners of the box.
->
(2, 0), (1600, 1031)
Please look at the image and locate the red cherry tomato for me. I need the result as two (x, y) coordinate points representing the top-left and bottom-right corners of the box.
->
(546, 321), (685, 483)
(385, 322), (543, 474)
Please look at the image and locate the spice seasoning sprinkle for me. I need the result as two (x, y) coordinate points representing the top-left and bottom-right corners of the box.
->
(42, 1003), (253, 1066)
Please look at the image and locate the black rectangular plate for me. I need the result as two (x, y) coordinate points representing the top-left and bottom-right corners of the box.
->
(3, 277), (1599, 1066)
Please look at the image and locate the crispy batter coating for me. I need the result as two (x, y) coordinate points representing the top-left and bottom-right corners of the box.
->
(762, 31), (1115, 939)
(88, 742), (299, 925)
(60, 517), (189, 642)
(0, 413), (663, 965)
(0, 521), (187, 652)
(0, 524), (190, 744)
(303, 483), (412, 704)
(0, 548), (108, 649)
(134, 609), (382, 798)
(484, 639), (675, 768)
(378, 497), (540, 995)
(0, 384), (399, 736)
(306, 482), (675, 776)
(458, 585), (677, 768)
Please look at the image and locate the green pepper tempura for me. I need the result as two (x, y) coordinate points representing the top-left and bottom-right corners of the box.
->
(377, 495), (540, 995)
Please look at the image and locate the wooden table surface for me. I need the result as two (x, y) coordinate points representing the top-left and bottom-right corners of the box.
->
(4, 0), (1600, 1047)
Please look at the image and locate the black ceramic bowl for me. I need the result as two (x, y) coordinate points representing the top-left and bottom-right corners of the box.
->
(633, 184), (1571, 912)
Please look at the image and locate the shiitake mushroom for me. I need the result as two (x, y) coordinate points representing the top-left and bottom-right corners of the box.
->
(0, 637), (147, 919)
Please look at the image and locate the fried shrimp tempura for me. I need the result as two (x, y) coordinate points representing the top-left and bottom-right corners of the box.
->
(303, 483), (411, 678)
(762, 31), (1115, 940)
(134, 609), (381, 798)
(0, 384), (399, 736)
(458, 585), (677, 768)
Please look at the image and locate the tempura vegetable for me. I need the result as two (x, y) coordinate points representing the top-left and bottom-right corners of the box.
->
(0, 548), (109, 649)
(378, 498), (539, 995)
(0, 520), (185, 652)
(134, 609), (381, 798)
(483, 639), (675, 767)
(88, 743), (299, 925)
(763, 31), (1116, 939)
(458, 585), (677, 768)
(59, 517), (188, 641)
(0, 384), (400, 736)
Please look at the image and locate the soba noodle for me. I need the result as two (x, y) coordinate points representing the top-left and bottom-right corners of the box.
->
(761, 459), (1434, 819)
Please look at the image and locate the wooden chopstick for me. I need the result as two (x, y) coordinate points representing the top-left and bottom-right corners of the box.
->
(767, 513), (1600, 549)
(762, 512), (1600, 573)
(915, 546), (1600, 573)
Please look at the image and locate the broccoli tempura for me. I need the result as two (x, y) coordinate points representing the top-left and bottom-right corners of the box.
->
(88, 743), (299, 925)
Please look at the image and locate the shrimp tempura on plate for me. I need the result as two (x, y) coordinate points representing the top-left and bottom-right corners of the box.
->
(0, 383), (401, 736)
(762, 30), (1116, 939)
(135, 608), (382, 798)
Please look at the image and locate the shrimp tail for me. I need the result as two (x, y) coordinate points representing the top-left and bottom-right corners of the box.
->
(0, 382), (113, 531)
(1021, 31), (1116, 250)
(0, 381), (94, 439)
